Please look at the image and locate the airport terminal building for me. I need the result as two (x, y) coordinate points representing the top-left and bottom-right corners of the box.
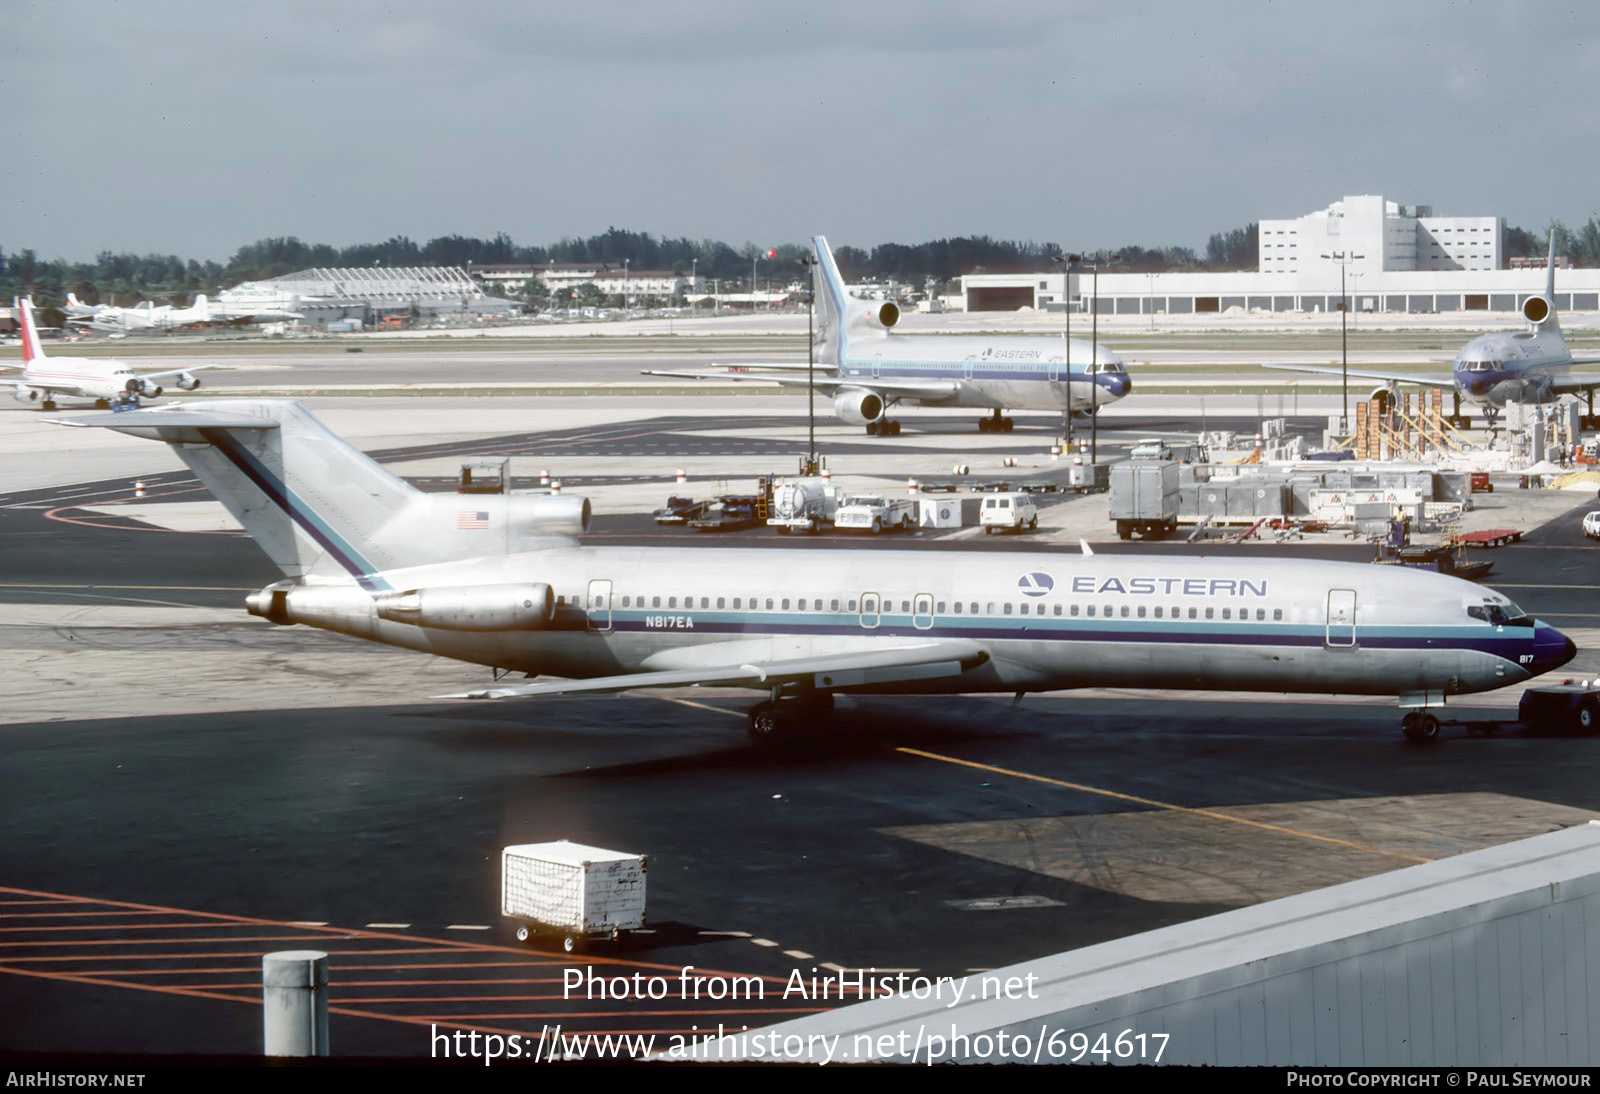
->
(961, 195), (1600, 315)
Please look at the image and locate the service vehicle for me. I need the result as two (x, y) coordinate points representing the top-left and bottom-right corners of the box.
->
(979, 491), (1038, 534)
(653, 496), (708, 524)
(502, 841), (646, 954)
(1130, 437), (1174, 460)
(1584, 511), (1600, 540)
(1109, 461), (1180, 540)
(767, 476), (841, 534)
(833, 495), (916, 533)
(689, 495), (762, 532)
(1413, 680), (1600, 742)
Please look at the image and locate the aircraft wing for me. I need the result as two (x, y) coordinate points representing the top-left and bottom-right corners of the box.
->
(642, 367), (959, 400)
(1261, 363), (1457, 389)
(135, 364), (220, 383)
(436, 639), (987, 700)
(1552, 373), (1600, 394)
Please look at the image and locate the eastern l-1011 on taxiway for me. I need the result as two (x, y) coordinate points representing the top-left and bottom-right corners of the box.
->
(55, 400), (1575, 742)
(646, 236), (1133, 436)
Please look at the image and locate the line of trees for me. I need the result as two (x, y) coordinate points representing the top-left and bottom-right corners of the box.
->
(5, 218), (1598, 311)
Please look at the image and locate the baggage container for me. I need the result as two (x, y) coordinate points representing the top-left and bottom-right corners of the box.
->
(502, 841), (646, 953)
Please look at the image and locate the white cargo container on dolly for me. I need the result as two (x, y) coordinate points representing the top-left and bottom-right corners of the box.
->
(502, 841), (647, 953)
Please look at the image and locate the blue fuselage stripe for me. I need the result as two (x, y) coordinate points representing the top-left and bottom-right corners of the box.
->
(199, 428), (390, 592)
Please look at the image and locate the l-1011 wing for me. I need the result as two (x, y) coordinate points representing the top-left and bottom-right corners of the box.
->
(1552, 372), (1600, 393)
(1261, 363), (1458, 389)
(438, 639), (987, 700)
(642, 366), (958, 401)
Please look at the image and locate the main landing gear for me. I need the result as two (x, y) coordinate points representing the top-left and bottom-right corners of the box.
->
(866, 419), (902, 436)
(746, 690), (834, 742)
(978, 410), (1013, 433)
(1401, 710), (1441, 743)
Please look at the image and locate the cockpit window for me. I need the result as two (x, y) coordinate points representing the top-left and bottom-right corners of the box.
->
(1091, 362), (1125, 374)
(1466, 599), (1532, 627)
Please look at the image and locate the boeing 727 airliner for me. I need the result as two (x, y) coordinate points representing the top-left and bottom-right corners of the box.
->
(646, 236), (1133, 436)
(54, 400), (1575, 743)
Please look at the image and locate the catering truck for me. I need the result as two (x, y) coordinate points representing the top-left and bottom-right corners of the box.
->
(1109, 460), (1180, 540)
(502, 841), (647, 953)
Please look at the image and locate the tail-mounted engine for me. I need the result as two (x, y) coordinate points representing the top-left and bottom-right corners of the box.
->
(858, 301), (900, 330)
(374, 583), (555, 631)
(1523, 295), (1551, 324)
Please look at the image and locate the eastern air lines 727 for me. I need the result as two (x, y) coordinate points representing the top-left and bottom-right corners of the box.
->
(51, 399), (1577, 745)
(646, 235), (1133, 436)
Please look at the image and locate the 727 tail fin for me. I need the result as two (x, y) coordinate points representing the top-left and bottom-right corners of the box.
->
(53, 400), (589, 589)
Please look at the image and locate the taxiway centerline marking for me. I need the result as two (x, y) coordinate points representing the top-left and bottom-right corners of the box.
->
(894, 747), (1431, 864)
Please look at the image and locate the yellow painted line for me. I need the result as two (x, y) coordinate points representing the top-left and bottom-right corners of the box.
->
(661, 697), (743, 718)
(894, 747), (1431, 864)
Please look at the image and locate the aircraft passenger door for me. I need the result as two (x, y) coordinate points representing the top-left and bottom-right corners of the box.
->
(913, 593), (933, 630)
(1048, 356), (1064, 383)
(586, 579), (613, 634)
(1325, 589), (1356, 648)
(963, 359), (975, 381)
(872, 353), (884, 379)
(859, 592), (880, 629)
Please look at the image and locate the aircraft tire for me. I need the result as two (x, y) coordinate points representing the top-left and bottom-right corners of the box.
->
(865, 422), (879, 436)
(888, 420), (901, 436)
(748, 701), (784, 742)
(978, 418), (990, 432)
(1029, 516), (1038, 530)
(41, 400), (56, 411)
(515, 925), (530, 943)
(1402, 711), (1440, 743)
(1001, 417), (1014, 432)
(871, 518), (882, 534)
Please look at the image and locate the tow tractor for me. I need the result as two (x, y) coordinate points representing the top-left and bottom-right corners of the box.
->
(1403, 680), (1600, 742)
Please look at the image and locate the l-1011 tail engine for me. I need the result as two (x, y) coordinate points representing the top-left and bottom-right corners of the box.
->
(832, 389), (885, 426)
(858, 301), (900, 330)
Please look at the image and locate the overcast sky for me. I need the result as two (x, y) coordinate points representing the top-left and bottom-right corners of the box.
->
(6, 0), (1598, 263)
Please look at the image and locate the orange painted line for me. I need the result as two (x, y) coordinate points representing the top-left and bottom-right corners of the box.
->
(0, 963), (260, 1005)
(0, 900), (78, 906)
(347, 1001), (833, 1015)
(78, 968), (260, 977)
(0, 921), (304, 932)
(0, 910), (177, 920)
(0, 948), (458, 963)
(0, 934), (367, 949)
(0, 885), (778, 980)
(325, 961), (561, 972)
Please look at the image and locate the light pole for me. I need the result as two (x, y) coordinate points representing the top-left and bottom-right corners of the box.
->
(1322, 250), (1365, 432)
(623, 258), (629, 319)
(1088, 253), (1121, 465)
(1052, 253), (1083, 450)
(799, 254), (819, 471)
(690, 258), (697, 317)
(1147, 272), (1156, 330)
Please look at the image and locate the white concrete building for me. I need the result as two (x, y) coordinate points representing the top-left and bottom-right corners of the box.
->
(962, 194), (1595, 315)
(1259, 195), (1501, 278)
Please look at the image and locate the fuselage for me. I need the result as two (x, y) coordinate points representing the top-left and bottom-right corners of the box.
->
(837, 331), (1132, 413)
(278, 547), (1574, 701)
(16, 356), (139, 401)
(1453, 328), (1574, 408)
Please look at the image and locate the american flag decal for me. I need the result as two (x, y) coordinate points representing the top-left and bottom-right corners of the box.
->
(458, 510), (490, 530)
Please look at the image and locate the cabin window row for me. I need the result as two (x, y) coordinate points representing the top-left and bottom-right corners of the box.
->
(603, 594), (1284, 622)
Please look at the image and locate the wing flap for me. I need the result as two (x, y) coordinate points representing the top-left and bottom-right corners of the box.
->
(437, 640), (987, 700)
(1552, 373), (1600, 394)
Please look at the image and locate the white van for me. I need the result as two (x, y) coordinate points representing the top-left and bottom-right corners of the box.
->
(980, 492), (1038, 534)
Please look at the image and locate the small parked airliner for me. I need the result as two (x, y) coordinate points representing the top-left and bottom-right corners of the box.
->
(6, 298), (211, 409)
(646, 236), (1133, 436)
(52, 400), (1575, 744)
